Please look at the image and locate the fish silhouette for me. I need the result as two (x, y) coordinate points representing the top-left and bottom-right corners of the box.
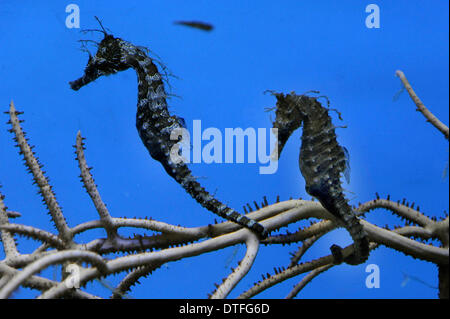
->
(174, 20), (214, 31)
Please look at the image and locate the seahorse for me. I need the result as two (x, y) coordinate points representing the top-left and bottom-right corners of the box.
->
(69, 29), (267, 238)
(269, 91), (369, 265)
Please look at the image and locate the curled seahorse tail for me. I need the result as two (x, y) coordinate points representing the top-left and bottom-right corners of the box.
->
(326, 195), (369, 265)
(161, 160), (268, 238)
(338, 212), (369, 265)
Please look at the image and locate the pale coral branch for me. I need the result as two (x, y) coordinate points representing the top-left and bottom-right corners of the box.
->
(0, 273), (11, 289)
(75, 131), (116, 238)
(0, 223), (65, 249)
(112, 262), (164, 299)
(32, 243), (52, 255)
(107, 217), (207, 236)
(6, 199), (445, 267)
(85, 200), (303, 237)
(358, 198), (434, 227)
(69, 218), (207, 247)
(69, 201), (304, 244)
(288, 235), (321, 268)
(4, 198), (445, 262)
(0, 250), (107, 299)
(238, 249), (335, 299)
(286, 241), (381, 299)
(38, 206), (324, 299)
(264, 219), (334, 245)
(3, 250), (56, 269)
(210, 231), (260, 299)
(36, 203), (447, 299)
(263, 197), (436, 246)
(392, 225), (434, 240)
(285, 264), (333, 299)
(8, 101), (72, 245)
(5, 203), (318, 270)
(0, 197), (445, 298)
(0, 262), (55, 291)
(362, 220), (448, 264)
(37, 230), (251, 298)
(79, 201), (322, 253)
(0, 192), (19, 259)
(237, 226), (447, 299)
(395, 70), (449, 140)
(432, 217), (449, 247)
(0, 262), (99, 298)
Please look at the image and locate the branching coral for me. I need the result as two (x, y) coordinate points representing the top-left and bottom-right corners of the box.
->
(0, 71), (448, 299)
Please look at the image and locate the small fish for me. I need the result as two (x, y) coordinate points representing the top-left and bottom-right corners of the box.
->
(174, 20), (214, 31)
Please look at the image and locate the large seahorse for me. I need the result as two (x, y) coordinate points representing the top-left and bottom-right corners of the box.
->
(69, 30), (267, 238)
(269, 91), (369, 265)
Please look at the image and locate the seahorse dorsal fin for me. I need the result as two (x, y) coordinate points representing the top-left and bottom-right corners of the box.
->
(343, 146), (351, 184)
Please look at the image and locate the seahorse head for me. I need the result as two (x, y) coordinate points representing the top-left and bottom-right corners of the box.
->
(268, 91), (306, 158)
(70, 34), (139, 91)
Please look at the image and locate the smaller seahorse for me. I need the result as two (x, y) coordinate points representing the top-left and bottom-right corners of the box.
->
(269, 91), (369, 265)
(69, 24), (267, 238)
